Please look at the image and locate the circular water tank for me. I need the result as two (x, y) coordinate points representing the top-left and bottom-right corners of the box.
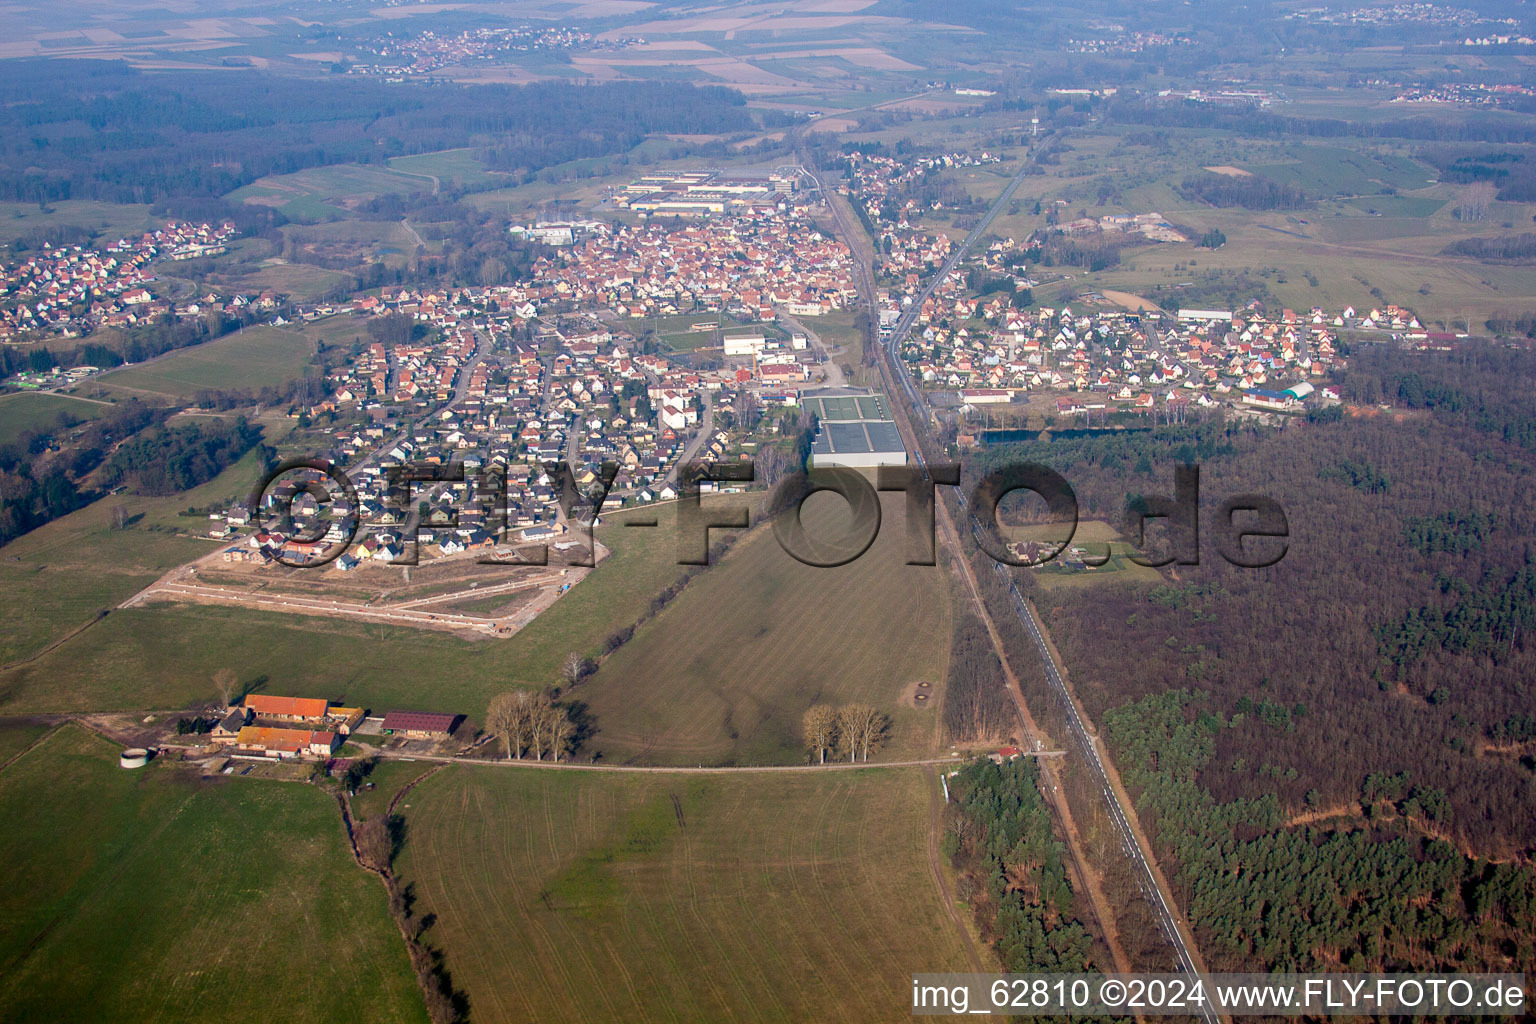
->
(120, 748), (149, 769)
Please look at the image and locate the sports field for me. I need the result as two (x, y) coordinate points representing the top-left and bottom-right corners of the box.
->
(0, 726), (426, 1023)
(393, 765), (981, 1024)
(96, 326), (316, 398)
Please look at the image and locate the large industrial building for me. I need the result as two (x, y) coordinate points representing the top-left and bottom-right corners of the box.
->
(806, 388), (908, 469)
(618, 168), (797, 218)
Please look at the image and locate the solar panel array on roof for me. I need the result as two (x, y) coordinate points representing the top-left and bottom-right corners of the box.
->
(864, 421), (905, 454)
(824, 421), (873, 453)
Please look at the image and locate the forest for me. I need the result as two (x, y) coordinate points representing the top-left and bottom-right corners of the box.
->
(945, 757), (1098, 974)
(0, 400), (167, 545)
(1104, 690), (1535, 974)
(102, 417), (265, 496)
(1103, 97), (1536, 147)
(1177, 172), (1307, 211)
(1443, 233), (1536, 262)
(958, 346), (1536, 982)
(0, 61), (757, 204)
(983, 343), (1536, 891)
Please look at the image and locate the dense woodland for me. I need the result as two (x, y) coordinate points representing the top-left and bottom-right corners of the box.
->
(1178, 171), (1307, 210)
(966, 343), (1536, 970)
(102, 417), (265, 496)
(0, 62), (757, 204)
(1106, 690), (1535, 973)
(1443, 233), (1536, 263)
(0, 400), (167, 545)
(945, 757), (1098, 973)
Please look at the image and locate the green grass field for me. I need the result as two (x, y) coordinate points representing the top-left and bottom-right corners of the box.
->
(394, 765), (980, 1023)
(388, 149), (511, 190)
(0, 392), (108, 446)
(576, 492), (952, 765)
(0, 726), (426, 1023)
(96, 326), (316, 398)
(1244, 145), (1432, 197)
(0, 495), (700, 718)
(0, 443), (277, 669)
(0, 200), (157, 246)
(229, 163), (432, 221)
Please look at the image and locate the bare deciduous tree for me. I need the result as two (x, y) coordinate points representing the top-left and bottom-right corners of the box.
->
(835, 703), (884, 762)
(549, 706), (573, 763)
(836, 704), (862, 763)
(528, 692), (551, 761)
(356, 815), (392, 872)
(212, 668), (239, 709)
(487, 691), (522, 760)
(560, 651), (587, 687)
(803, 705), (838, 764)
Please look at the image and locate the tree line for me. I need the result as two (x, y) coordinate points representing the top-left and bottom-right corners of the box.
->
(486, 690), (579, 762)
(944, 757), (1098, 973)
(801, 704), (886, 763)
(101, 416), (264, 496)
(0, 60), (756, 204)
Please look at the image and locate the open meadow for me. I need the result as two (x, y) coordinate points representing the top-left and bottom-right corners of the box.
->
(95, 325), (316, 399)
(0, 493), (705, 719)
(576, 491), (953, 765)
(0, 442), (277, 670)
(0, 725), (425, 1024)
(393, 764), (982, 1024)
(0, 391), (107, 446)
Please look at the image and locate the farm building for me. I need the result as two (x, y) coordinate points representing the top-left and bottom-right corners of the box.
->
(381, 711), (461, 740)
(242, 695), (329, 723)
(237, 696), (365, 733)
(234, 726), (340, 759)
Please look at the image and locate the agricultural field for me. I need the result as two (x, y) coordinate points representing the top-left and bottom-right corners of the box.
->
(393, 765), (982, 1024)
(575, 491), (953, 765)
(0, 391), (107, 446)
(387, 149), (511, 191)
(0, 443), (275, 669)
(963, 127), (1536, 327)
(228, 164), (433, 221)
(0, 726), (426, 1024)
(95, 325), (316, 398)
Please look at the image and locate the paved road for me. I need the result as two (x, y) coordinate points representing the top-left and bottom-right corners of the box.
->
(812, 130), (1222, 1021)
(393, 751), (1062, 774)
(661, 388), (714, 488)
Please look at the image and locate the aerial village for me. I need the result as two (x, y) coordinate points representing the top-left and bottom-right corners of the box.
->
(0, 221), (237, 344)
(3, 161), (1436, 580)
